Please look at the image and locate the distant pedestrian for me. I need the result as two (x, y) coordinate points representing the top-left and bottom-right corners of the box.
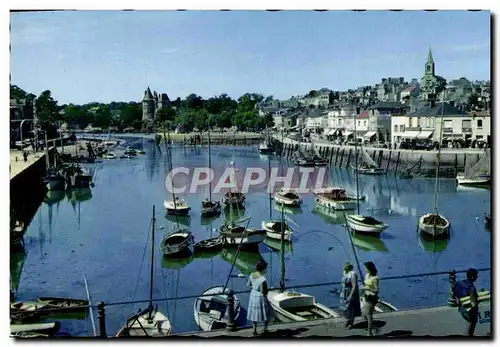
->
(23, 151), (28, 162)
(340, 261), (361, 329)
(247, 260), (272, 336)
(362, 261), (379, 336)
(452, 268), (479, 336)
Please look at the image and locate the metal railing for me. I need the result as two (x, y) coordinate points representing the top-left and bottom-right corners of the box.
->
(12, 267), (489, 338)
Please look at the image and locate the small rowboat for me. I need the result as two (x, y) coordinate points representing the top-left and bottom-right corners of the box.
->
(194, 286), (242, 331)
(10, 321), (61, 337)
(193, 237), (224, 252)
(418, 213), (450, 238)
(37, 297), (88, 311)
(345, 215), (389, 235)
(161, 230), (194, 256)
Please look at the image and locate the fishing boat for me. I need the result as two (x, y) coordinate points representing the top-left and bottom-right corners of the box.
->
(351, 146), (385, 175)
(274, 188), (302, 207)
(117, 206), (171, 337)
(418, 92), (450, 239)
(222, 191), (245, 207)
(102, 152), (116, 159)
(10, 322), (61, 337)
(193, 237), (224, 253)
(160, 230), (194, 256)
(65, 164), (92, 189)
(345, 120), (388, 235)
(292, 152), (315, 167)
(309, 139), (328, 166)
(164, 198), (191, 216)
(261, 220), (293, 241)
(43, 134), (65, 191)
(193, 286), (242, 331)
(456, 152), (490, 187)
(219, 223), (266, 246)
(313, 187), (356, 211)
(267, 291), (340, 322)
(345, 215), (388, 235)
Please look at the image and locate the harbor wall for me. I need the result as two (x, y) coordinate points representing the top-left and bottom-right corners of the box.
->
(277, 141), (488, 178)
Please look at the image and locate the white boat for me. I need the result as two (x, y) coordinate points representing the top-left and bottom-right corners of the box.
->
(160, 230), (194, 256)
(261, 220), (293, 241)
(267, 290), (340, 322)
(219, 224), (266, 246)
(116, 306), (171, 337)
(345, 214), (388, 235)
(164, 198), (191, 216)
(274, 189), (302, 207)
(102, 153), (116, 159)
(10, 322), (60, 336)
(313, 187), (356, 210)
(418, 213), (450, 238)
(352, 146), (386, 175)
(456, 152), (490, 187)
(193, 286), (241, 331)
(117, 206), (171, 337)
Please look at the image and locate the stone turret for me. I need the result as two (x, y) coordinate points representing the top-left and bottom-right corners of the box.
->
(157, 93), (171, 110)
(142, 87), (155, 122)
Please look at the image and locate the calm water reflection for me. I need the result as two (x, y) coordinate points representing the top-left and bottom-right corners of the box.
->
(16, 139), (491, 336)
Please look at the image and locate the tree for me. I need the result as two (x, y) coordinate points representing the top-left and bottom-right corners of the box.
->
(35, 90), (61, 136)
(155, 106), (176, 127)
(120, 103), (142, 127)
(10, 85), (27, 100)
(64, 104), (91, 129)
(92, 107), (111, 128)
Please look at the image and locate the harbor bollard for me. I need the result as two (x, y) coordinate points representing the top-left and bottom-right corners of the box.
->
(226, 290), (237, 332)
(97, 301), (108, 338)
(448, 271), (457, 307)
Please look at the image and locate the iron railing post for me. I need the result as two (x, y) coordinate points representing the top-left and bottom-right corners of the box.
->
(448, 270), (457, 306)
(97, 301), (108, 338)
(226, 290), (237, 332)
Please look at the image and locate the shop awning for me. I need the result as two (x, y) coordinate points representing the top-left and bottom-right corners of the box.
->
(417, 130), (434, 139)
(363, 131), (377, 139)
(325, 129), (336, 136)
(343, 131), (354, 137)
(401, 131), (420, 138)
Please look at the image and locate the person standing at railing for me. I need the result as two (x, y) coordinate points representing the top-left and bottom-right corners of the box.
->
(362, 261), (379, 336)
(247, 260), (272, 336)
(452, 268), (479, 336)
(340, 262), (361, 329)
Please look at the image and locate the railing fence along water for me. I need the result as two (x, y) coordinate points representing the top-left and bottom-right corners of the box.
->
(15, 268), (489, 337)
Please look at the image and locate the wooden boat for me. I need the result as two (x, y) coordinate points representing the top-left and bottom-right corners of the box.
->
(274, 189), (302, 207)
(345, 214), (388, 235)
(222, 191), (245, 207)
(193, 237), (224, 252)
(11, 301), (46, 314)
(102, 152), (116, 159)
(219, 223), (266, 246)
(116, 306), (171, 337)
(193, 286), (241, 331)
(160, 229), (194, 256)
(201, 200), (221, 218)
(418, 93), (450, 239)
(10, 321), (61, 336)
(117, 206), (171, 337)
(267, 291), (340, 322)
(261, 220), (293, 241)
(10, 331), (50, 338)
(418, 213), (450, 238)
(456, 152), (490, 187)
(37, 297), (88, 312)
(351, 146), (386, 175)
(313, 187), (356, 210)
(164, 198), (191, 216)
(45, 170), (65, 191)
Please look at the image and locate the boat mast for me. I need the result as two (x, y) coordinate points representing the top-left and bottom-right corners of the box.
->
(432, 90), (446, 216)
(149, 205), (156, 318)
(44, 132), (50, 171)
(208, 119), (212, 202)
(354, 110), (360, 214)
(268, 155), (272, 220)
(164, 123), (180, 229)
(279, 134), (285, 293)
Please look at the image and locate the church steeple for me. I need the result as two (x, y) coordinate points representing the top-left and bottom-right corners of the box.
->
(425, 47), (435, 76)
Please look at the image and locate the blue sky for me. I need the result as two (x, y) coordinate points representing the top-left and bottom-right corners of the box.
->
(10, 10), (490, 105)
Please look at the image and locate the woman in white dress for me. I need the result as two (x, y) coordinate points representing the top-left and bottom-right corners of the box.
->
(247, 260), (272, 336)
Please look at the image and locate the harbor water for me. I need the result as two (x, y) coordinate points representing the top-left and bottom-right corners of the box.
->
(13, 137), (491, 336)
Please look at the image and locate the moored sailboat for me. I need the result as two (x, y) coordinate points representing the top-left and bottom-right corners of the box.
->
(313, 187), (356, 211)
(116, 206), (171, 337)
(456, 151), (490, 187)
(418, 92), (450, 238)
(351, 146), (385, 175)
(201, 129), (222, 218)
(274, 188), (302, 207)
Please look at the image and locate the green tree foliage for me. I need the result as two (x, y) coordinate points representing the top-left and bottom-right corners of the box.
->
(64, 104), (90, 129)
(120, 103), (142, 128)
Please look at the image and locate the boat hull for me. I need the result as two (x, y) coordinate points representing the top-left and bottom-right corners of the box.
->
(345, 215), (388, 234)
(274, 193), (301, 207)
(116, 308), (171, 337)
(456, 175), (491, 187)
(45, 177), (65, 191)
(352, 165), (386, 175)
(315, 195), (356, 211)
(161, 232), (194, 256)
(193, 286), (241, 332)
(418, 213), (450, 238)
(220, 230), (266, 246)
(261, 222), (293, 241)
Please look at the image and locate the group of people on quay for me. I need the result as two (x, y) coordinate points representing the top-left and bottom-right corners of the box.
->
(245, 260), (482, 337)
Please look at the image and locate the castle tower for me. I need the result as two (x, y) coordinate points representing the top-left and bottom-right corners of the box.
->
(157, 93), (171, 111)
(142, 87), (155, 122)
